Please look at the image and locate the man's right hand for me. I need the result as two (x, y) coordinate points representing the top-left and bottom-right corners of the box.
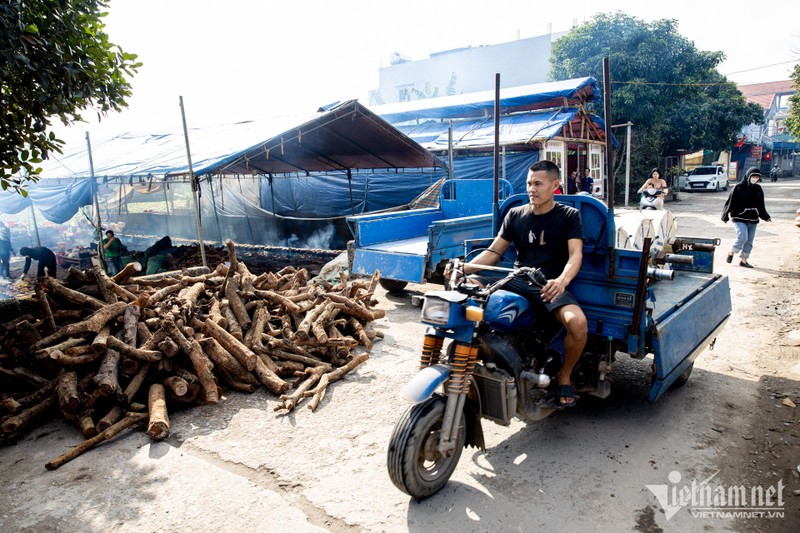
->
(443, 261), (463, 286)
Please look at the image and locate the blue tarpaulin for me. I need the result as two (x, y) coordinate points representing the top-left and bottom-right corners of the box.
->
(0, 179), (95, 223)
(371, 77), (599, 123)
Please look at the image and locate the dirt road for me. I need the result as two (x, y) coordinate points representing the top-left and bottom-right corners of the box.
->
(1, 180), (798, 532)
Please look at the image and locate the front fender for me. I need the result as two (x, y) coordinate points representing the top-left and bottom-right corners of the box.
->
(401, 364), (451, 403)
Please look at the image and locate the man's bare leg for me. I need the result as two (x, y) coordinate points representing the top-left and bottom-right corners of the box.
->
(554, 304), (588, 405)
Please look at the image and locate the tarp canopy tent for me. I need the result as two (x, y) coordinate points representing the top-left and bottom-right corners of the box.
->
(0, 101), (445, 227)
(395, 107), (614, 152)
(29, 99), (442, 180)
(371, 77), (600, 123)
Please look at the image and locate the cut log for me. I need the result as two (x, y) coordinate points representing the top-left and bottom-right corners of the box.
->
(111, 261), (142, 283)
(15, 319), (42, 347)
(35, 284), (57, 334)
(30, 301), (128, 351)
(56, 370), (81, 413)
(0, 381), (55, 414)
(305, 353), (369, 412)
(294, 297), (327, 340)
(177, 282), (206, 319)
(36, 337), (86, 359)
(136, 322), (152, 348)
(145, 281), (185, 307)
(199, 337), (259, 385)
(95, 363), (150, 432)
(324, 293), (386, 321)
(221, 301), (243, 341)
(252, 357), (290, 395)
(2, 395), (56, 433)
(274, 366), (328, 413)
(46, 412), (148, 470)
(41, 276), (106, 311)
(134, 266), (210, 282)
(77, 411), (98, 438)
(252, 289), (301, 314)
(122, 305), (140, 346)
(91, 326), (112, 353)
(162, 376), (189, 397)
(94, 336), (122, 397)
(12, 367), (50, 389)
(347, 317), (373, 350)
(67, 266), (93, 284)
(92, 265), (119, 304)
(146, 384), (170, 440)
(200, 318), (257, 371)
(163, 318), (218, 404)
(225, 275), (251, 330)
(207, 297), (227, 328)
(244, 304), (268, 350)
(310, 302), (343, 344)
(106, 336), (162, 362)
(49, 348), (104, 366)
(157, 336), (180, 358)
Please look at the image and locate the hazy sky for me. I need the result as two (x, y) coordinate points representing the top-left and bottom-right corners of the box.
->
(55, 0), (799, 144)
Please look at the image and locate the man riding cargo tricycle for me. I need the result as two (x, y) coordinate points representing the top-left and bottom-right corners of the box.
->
(387, 162), (731, 499)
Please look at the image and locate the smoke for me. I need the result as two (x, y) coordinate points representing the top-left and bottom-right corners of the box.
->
(287, 223), (335, 250)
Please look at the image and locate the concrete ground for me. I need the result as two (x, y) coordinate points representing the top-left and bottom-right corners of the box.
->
(1, 180), (799, 532)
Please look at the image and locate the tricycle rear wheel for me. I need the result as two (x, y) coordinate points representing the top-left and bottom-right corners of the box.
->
(672, 362), (694, 387)
(379, 279), (408, 293)
(387, 395), (465, 499)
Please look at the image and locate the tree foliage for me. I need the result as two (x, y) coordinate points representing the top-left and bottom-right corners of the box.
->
(0, 0), (141, 194)
(785, 63), (800, 140)
(550, 12), (763, 183)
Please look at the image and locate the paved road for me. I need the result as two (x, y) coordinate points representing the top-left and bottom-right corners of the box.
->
(1, 180), (798, 532)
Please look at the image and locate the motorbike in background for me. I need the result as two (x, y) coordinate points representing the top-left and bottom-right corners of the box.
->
(639, 188), (665, 210)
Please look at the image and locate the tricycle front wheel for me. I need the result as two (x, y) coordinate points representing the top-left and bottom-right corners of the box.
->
(387, 395), (465, 499)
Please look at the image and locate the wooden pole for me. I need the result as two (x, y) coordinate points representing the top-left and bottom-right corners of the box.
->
(179, 96), (208, 268)
(86, 132), (106, 267)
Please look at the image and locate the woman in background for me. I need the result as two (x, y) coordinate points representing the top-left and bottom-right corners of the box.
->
(721, 167), (771, 268)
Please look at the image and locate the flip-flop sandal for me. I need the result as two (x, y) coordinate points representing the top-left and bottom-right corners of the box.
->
(543, 384), (580, 409)
(556, 384), (579, 407)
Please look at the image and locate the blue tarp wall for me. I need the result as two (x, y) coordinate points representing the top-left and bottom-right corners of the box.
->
(257, 151), (538, 219)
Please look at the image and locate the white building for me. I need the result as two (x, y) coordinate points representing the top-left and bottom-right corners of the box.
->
(370, 31), (566, 105)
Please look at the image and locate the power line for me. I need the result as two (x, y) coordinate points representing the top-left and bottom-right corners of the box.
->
(724, 59), (798, 76)
(609, 81), (730, 87)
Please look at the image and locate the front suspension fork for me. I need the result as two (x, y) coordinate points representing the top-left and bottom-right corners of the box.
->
(438, 342), (477, 456)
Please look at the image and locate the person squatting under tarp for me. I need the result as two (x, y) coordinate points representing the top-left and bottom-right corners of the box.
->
(19, 246), (57, 278)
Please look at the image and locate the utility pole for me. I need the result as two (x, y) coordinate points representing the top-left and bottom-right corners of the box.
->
(179, 96), (208, 268)
(611, 122), (634, 206)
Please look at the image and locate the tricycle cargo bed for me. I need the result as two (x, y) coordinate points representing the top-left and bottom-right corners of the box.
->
(647, 272), (731, 401)
(352, 237), (429, 283)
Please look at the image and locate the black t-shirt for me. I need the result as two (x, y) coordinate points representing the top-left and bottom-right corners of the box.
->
(499, 203), (584, 279)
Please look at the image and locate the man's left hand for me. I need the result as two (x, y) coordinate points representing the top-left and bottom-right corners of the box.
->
(541, 278), (567, 303)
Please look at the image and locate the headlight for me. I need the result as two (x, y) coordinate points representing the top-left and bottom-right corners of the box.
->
(421, 297), (450, 325)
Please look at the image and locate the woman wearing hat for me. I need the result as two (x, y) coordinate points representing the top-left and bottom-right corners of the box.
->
(721, 167), (771, 268)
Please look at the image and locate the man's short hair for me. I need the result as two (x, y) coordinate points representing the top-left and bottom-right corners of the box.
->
(20, 246), (31, 256)
(528, 160), (561, 181)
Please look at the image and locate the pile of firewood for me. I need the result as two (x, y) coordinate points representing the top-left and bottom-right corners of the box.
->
(0, 240), (381, 469)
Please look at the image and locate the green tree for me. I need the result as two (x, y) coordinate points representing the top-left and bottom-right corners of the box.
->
(1, 0), (141, 194)
(550, 12), (762, 188)
(784, 63), (800, 139)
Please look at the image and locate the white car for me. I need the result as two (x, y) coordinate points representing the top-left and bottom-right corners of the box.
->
(684, 165), (728, 192)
